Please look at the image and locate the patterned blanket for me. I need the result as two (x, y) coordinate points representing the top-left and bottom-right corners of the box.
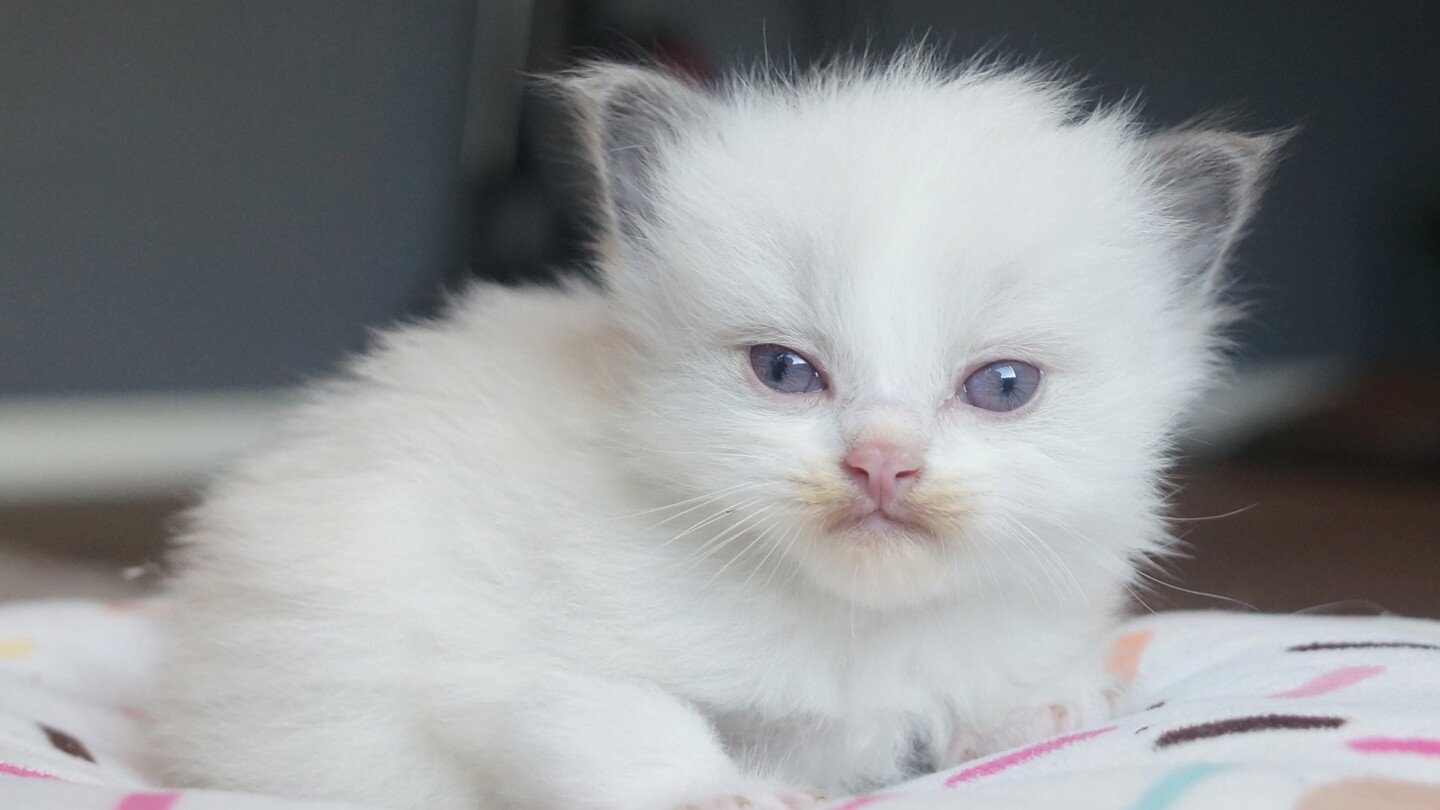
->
(2, 600), (1438, 809)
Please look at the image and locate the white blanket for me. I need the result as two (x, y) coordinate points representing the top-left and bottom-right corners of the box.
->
(2, 600), (1438, 809)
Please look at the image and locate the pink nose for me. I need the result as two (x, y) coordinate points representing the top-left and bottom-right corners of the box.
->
(842, 442), (924, 508)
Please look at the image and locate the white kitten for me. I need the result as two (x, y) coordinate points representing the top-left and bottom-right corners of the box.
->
(148, 54), (1280, 810)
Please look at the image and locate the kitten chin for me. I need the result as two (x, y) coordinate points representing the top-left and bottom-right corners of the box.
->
(789, 526), (968, 609)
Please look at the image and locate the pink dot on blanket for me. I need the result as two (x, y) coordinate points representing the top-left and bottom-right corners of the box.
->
(1271, 665), (1385, 698)
(1348, 737), (1440, 757)
(0, 762), (60, 780)
(943, 726), (1116, 786)
(116, 793), (181, 810)
(1106, 629), (1154, 685)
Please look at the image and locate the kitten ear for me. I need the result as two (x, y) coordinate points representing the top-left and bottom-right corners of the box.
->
(1143, 128), (1289, 293)
(559, 64), (711, 241)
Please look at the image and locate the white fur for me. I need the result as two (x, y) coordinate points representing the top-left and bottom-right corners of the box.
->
(148, 55), (1277, 809)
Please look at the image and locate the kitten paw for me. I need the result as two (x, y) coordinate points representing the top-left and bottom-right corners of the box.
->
(946, 671), (1121, 764)
(672, 786), (825, 810)
(984, 673), (1121, 753)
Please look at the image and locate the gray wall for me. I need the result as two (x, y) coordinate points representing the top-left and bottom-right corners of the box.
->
(4, 2), (1436, 396)
(1, 1), (476, 394)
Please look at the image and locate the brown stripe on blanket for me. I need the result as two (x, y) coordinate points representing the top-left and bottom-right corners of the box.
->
(1289, 641), (1440, 652)
(39, 724), (95, 762)
(1154, 714), (1345, 749)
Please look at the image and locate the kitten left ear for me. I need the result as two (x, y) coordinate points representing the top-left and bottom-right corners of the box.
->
(558, 64), (711, 241)
(1143, 128), (1290, 293)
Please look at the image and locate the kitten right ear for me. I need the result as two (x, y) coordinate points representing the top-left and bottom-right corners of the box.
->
(558, 64), (711, 241)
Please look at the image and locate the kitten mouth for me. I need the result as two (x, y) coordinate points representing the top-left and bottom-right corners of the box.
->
(850, 507), (922, 534)
(786, 471), (950, 539)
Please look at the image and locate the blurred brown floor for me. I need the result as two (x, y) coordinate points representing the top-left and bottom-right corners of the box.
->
(1155, 460), (1439, 618)
(0, 498), (177, 600)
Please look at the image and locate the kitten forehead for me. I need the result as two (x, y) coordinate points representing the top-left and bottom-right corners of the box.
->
(672, 68), (1140, 224)
(636, 71), (1155, 383)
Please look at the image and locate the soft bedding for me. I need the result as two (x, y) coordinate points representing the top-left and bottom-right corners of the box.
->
(1, 600), (1438, 809)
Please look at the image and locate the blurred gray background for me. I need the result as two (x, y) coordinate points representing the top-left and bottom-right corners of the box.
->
(3, 1), (1437, 394)
(1, 1), (1437, 615)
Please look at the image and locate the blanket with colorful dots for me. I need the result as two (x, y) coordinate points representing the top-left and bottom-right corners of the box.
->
(2, 601), (1439, 809)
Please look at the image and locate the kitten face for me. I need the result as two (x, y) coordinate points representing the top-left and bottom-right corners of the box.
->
(572, 62), (1278, 608)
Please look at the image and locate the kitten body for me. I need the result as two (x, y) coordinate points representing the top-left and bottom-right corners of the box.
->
(150, 57), (1279, 810)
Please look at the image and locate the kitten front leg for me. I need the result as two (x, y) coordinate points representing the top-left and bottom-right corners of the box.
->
(433, 668), (819, 810)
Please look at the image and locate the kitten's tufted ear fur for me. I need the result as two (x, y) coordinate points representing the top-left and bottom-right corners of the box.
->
(558, 64), (711, 241)
(1144, 128), (1289, 294)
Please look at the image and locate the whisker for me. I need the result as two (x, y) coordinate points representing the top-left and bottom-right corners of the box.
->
(601, 437), (769, 461)
(619, 481), (764, 521)
(1132, 568), (1262, 612)
(849, 561), (860, 642)
(968, 532), (1012, 619)
(993, 522), (1068, 605)
(1168, 503), (1258, 523)
(1291, 599), (1389, 616)
(744, 522), (793, 591)
(975, 528), (1045, 610)
(1011, 520), (1090, 607)
(655, 494), (766, 550)
(704, 513), (782, 588)
(765, 527), (805, 592)
(1048, 520), (1255, 614)
(681, 504), (777, 572)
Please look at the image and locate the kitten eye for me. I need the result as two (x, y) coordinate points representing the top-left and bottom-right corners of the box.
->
(748, 344), (826, 394)
(960, 360), (1041, 412)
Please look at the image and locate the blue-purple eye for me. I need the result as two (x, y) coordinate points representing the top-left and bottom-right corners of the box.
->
(960, 360), (1041, 412)
(748, 344), (825, 394)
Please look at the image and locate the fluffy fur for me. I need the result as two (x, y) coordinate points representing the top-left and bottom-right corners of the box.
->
(148, 54), (1281, 810)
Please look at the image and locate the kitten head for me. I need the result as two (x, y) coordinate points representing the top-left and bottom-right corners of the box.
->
(562, 56), (1282, 609)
